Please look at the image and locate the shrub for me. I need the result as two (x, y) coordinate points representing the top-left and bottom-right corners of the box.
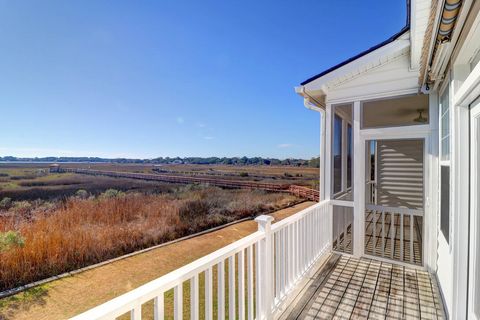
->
(0, 231), (25, 252)
(75, 189), (89, 199)
(239, 172), (249, 177)
(100, 189), (124, 199)
(0, 197), (12, 209)
(12, 201), (33, 216)
(178, 199), (210, 223)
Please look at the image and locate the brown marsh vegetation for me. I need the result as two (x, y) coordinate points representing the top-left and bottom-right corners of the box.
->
(0, 185), (299, 292)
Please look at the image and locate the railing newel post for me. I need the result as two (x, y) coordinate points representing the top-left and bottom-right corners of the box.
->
(255, 215), (274, 320)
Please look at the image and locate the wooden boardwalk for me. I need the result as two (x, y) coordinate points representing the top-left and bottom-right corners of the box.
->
(287, 255), (444, 320)
(59, 168), (320, 201)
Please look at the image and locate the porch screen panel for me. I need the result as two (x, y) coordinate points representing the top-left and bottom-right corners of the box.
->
(332, 205), (353, 254)
(333, 115), (342, 194)
(376, 139), (424, 210)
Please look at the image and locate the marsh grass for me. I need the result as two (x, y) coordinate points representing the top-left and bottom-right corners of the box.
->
(0, 187), (297, 292)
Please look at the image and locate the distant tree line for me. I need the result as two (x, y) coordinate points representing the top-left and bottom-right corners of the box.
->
(0, 156), (320, 167)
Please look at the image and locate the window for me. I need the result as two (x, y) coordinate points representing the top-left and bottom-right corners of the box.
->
(439, 87), (450, 243)
(331, 104), (353, 200)
(333, 114), (342, 194)
(440, 166), (450, 242)
(440, 90), (450, 161)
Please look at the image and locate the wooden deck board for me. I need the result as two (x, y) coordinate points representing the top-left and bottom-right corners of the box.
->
(289, 255), (445, 320)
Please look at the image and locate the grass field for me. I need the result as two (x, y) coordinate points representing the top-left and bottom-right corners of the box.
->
(0, 162), (316, 295)
(0, 202), (315, 320)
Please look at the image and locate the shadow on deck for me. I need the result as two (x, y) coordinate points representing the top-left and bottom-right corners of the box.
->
(283, 254), (445, 320)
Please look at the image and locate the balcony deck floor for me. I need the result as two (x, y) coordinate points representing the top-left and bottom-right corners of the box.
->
(287, 254), (445, 320)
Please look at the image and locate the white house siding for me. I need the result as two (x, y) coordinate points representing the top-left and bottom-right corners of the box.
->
(377, 139), (424, 210)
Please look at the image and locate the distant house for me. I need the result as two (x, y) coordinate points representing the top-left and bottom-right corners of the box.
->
(48, 163), (60, 173)
(72, 1), (480, 319)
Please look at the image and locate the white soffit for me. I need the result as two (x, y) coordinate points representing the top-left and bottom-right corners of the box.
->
(410, 0), (432, 69)
(303, 31), (411, 93)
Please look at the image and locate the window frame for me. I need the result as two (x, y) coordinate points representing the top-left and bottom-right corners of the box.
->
(331, 104), (353, 200)
(439, 79), (452, 244)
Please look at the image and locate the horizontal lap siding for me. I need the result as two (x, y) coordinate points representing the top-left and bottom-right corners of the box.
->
(377, 140), (424, 210)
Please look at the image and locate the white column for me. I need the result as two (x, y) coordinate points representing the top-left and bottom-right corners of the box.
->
(452, 103), (470, 320)
(353, 101), (365, 258)
(425, 92), (439, 273)
(320, 109), (326, 201)
(324, 103), (332, 201)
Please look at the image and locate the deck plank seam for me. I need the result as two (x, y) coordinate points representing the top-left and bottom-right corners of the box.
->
(383, 262), (395, 320)
(330, 257), (366, 318)
(365, 261), (384, 319)
(311, 257), (352, 319)
(347, 259), (374, 320)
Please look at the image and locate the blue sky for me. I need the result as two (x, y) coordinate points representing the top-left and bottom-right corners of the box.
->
(0, 1), (406, 159)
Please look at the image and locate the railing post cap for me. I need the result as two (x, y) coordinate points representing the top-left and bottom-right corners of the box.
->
(254, 215), (274, 227)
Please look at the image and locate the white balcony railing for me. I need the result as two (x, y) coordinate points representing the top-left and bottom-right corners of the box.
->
(70, 200), (331, 320)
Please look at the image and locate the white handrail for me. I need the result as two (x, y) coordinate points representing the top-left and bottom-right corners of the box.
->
(70, 200), (332, 320)
(365, 204), (423, 216)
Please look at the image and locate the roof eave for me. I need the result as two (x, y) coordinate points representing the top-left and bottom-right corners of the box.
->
(300, 26), (410, 87)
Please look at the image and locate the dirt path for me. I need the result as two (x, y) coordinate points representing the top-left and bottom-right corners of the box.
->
(0, 201), (316, 320)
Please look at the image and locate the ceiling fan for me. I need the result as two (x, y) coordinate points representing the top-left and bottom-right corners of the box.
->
(413, 109), (428, 123)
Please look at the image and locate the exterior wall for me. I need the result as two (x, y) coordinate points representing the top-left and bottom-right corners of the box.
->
(432, 3), (480, 319)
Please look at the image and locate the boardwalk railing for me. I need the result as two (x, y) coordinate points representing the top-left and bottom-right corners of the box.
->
(60, 168), (320, 201)
(70, 200), (331, 320)
(288, 185), (319, 202)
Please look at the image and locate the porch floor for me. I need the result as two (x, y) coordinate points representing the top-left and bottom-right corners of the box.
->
(286, 254), (445, 319)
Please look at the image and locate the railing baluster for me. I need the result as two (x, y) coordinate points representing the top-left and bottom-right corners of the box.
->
(174, 284), (183, 320)
(238, 250), (245, 320)
(400, 213), (404, 262)
(285, 226), (293, 290)
(218, 261), (225, 320)
(190, 275), (199, 320)
(390, 212), (395, 259)
(131, 306), (141, 320)
(372, 210), (377, 256)
(247, 246), (254, 320)
(295, 221), (299, 276)
(410, 213), (414, 264)
(343, 208), (347, 253)
(280, 228), (285, 296)
(205, 267), (213, 320)
(255, 243), (262, 320)
(228, 255), (236, 319)
(382, 210), (385, 257)
(154, 293), (164, 320)
(275, 232), (280, 299)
